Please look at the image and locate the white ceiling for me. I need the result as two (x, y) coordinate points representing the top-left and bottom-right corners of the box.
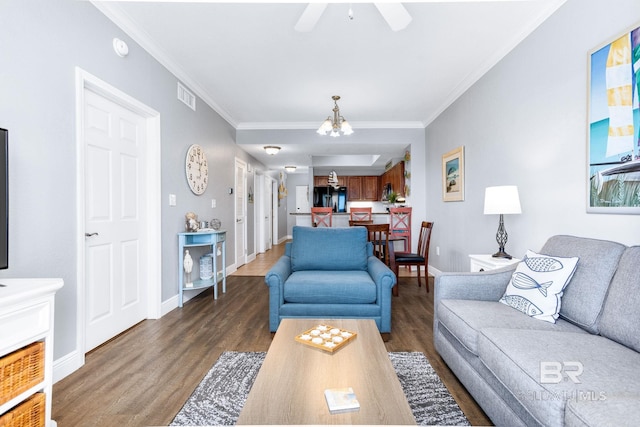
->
(93, 0), (566, 173)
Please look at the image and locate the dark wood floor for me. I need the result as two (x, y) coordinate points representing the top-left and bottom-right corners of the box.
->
(52, 243), (491, 426)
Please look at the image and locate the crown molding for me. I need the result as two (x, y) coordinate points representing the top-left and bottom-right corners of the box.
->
(236, 121), (426, 131)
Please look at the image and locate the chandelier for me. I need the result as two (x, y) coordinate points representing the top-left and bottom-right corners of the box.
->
(316, 95), (354, 137)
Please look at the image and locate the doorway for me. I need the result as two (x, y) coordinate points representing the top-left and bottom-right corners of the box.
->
(235, 158), (247, 268)
(76, 68), (161, 356)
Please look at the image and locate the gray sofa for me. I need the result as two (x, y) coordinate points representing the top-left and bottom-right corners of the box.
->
(434, 235), (640, 427)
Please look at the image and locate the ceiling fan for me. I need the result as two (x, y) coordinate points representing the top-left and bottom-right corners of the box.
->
(295, 3), (412, 32)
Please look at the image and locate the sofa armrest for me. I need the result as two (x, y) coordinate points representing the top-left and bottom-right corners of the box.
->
(433, 266), (515, 330)
(435, 266), (515, 301)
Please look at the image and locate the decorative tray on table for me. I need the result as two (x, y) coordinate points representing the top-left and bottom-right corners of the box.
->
(294, 324), (357, 352)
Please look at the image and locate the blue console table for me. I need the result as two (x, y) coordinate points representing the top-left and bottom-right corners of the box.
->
(178, 230), (226, 307)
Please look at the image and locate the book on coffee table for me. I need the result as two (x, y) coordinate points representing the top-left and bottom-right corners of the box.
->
(324, 387), (360, 414)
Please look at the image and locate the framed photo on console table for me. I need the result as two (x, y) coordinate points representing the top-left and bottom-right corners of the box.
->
(442, 146), (464, 202)
(587, 23), (640, 214)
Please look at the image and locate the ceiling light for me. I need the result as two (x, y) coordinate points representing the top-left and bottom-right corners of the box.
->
(263, 146), (281, 155)
(284, 166), (296, 173)
(317, 95), (354, 137)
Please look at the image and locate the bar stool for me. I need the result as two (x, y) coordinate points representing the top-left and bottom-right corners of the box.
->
(311, 207), (333, 227)
(350, 207), (372, 222)
(389, 207), (412, 252)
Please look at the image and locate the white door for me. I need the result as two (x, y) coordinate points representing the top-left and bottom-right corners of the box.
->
(83, 89), (148, 352)
(264, 175), (272, 250)
(296, 185), (310, 213)
(235, 159), (247, 267)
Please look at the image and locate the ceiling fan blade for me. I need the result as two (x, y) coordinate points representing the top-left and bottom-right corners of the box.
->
(294, 3), (328, 33)
(374, 3), (412, 32)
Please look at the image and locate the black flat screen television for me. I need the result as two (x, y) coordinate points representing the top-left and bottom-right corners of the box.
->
(0, 128), (7, 269)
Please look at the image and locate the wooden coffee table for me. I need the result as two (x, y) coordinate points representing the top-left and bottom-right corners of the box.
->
(236, 319), (416, 425)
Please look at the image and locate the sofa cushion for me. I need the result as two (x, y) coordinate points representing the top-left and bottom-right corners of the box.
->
(599, 246), (640, 353)
(565, 394), (640, 427)
(540, 235), (626, 333)
(283, 270), (377, 304)
(437, 299), (586, 355)
(499, 250), (579, 323)
(290, 226), (368, 272)
(478, 329), (640, 427)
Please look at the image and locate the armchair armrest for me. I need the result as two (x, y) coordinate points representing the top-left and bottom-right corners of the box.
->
(265, 255), (292, 332)
(265, 255), (292, 290)
(367, 256), (396, 290)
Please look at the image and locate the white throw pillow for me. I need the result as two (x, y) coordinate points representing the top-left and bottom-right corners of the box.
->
(499, 250), (579, 323)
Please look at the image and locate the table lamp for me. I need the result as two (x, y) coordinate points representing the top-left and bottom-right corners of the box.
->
(484, 185), (521, 259)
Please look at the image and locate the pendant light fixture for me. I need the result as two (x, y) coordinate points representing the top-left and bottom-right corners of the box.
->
(316, 95), (354, 137)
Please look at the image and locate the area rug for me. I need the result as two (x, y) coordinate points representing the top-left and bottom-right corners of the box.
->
(171, 351), (470, 426)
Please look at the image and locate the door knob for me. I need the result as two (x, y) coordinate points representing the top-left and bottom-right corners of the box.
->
(85, 232), (99, 237)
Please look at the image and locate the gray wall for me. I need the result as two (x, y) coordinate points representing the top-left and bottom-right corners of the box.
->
(425, 0), (640, 272)
(1, 0), (263, 361)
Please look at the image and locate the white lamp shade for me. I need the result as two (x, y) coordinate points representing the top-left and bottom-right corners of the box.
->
(484, 185), (522, 215)
(341, 120), (353, 135)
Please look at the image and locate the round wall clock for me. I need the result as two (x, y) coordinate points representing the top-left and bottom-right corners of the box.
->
(185, 144), (208, 195)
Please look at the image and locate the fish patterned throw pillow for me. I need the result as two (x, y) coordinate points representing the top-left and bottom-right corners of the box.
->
(499, 250), (579, 323)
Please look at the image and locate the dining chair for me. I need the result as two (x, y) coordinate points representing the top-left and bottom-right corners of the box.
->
(364, 223), (392, 267)
(389, 207), (412, 252)
(394, 221), (434, 293)
(311, 207), (333, 227)
(350, 207), (373, 222)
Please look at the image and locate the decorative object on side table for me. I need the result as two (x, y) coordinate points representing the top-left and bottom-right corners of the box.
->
(185, 212), (199, 232)
(184, 249), (193, 287)
(199, 254), (213, 280)
(484, 185), (522, 259)
(210, 218), (221, 230)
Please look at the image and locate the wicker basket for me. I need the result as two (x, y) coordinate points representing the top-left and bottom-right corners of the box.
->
(0, 393), (45, 427)
(0, 342), (45, 407)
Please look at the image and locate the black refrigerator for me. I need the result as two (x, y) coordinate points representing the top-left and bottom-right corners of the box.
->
(313, 186), (347, 212)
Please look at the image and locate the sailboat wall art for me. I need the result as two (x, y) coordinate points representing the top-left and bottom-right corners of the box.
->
(588, 22), (640, 214)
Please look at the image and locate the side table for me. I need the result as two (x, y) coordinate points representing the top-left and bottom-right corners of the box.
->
(469, 254), (520, 272)
(178, 231), (226, 307)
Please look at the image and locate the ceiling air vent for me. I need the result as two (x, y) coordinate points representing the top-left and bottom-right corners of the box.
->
(177, 82), (196, 111)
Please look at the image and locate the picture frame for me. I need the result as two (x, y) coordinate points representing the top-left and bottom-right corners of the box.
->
(442, 146), (464, 202)
(587, 23), (640, 214)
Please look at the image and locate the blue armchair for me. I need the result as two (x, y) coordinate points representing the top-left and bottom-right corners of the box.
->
(265, 226), (397, 336)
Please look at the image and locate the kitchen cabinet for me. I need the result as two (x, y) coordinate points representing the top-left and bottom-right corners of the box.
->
(347, 176), (362, 200)
(381, 162), (405, 196)
(362, 176), (380, 200)
(347, 176), (379, 201)
(314, 175), (345, 187)
(314, 175), (379, 201)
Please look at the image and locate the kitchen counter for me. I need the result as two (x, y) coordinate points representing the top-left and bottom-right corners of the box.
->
(291, 212), (390, 227)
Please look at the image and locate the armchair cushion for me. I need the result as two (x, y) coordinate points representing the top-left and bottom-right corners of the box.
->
(291, 226), (368, 271)
(283, 270), (377, 304)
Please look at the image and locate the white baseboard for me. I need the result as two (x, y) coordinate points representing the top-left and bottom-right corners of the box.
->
(53, 349), (84, 384)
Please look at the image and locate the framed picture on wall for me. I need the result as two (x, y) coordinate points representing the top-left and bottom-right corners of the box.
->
(442, 146), (464, 202)
(587, 23), (640, 214)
